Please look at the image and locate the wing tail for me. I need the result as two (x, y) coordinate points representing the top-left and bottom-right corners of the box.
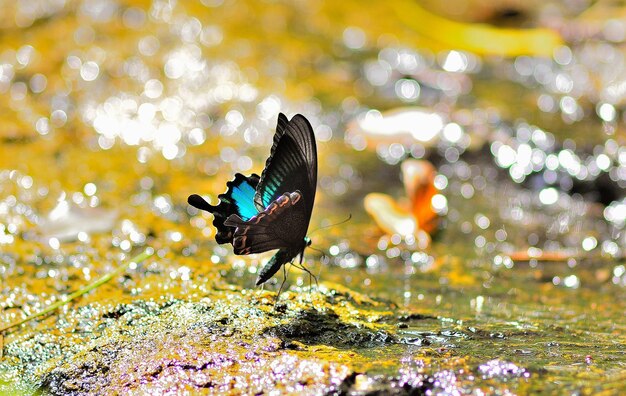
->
(188, 194), (214, 212)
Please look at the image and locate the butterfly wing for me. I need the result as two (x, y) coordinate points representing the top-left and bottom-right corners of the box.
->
(224, 191), (306, 255)
(188, 173), (260, 244)
(254, 114), (317, 241)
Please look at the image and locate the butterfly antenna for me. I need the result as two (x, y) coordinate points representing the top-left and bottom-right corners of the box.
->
(307, 245), (327, 258)
(307, 214), (352, 236)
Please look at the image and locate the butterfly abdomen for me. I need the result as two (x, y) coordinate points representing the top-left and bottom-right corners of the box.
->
(256, 248), (298, 285)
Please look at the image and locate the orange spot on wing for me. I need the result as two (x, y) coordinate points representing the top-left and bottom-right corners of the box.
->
(278, 194), (290, 207)
(253, 213), (266, 223)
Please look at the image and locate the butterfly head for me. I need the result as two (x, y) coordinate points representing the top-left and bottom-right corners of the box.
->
(304, 236), (312, 247)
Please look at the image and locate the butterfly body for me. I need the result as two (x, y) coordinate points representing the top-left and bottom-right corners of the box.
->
(188, 113), (317, 286)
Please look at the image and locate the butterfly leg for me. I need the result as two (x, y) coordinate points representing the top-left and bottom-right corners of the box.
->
(289, 257), (317, 308)
(274, 263), (290, 305)
(292, 254), (319, 291)
(302, 253), (312, 290)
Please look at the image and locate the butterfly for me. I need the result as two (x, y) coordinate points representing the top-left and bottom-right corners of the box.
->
(188, 113), (318, 287)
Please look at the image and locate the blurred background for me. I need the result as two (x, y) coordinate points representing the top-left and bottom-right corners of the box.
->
(0, 0), (624, 394)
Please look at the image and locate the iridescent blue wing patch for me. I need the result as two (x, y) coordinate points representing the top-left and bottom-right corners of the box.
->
(228, 179), (258, 221)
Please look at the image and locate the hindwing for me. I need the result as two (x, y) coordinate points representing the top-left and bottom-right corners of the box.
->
(224, 191), (304, 255)
(188, 173), (260, 244)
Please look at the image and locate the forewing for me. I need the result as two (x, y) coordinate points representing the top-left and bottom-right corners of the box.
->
(254, 114), (317, 230)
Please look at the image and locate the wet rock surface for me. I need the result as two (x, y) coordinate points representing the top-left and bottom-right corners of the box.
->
(2, 288), (393, 395)
(2, 279), (624, 395)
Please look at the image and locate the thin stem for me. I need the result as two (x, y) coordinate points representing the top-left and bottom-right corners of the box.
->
(0, 248), (154, 333)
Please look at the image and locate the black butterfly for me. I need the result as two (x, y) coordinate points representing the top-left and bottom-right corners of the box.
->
(188, 113), (318, 287)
